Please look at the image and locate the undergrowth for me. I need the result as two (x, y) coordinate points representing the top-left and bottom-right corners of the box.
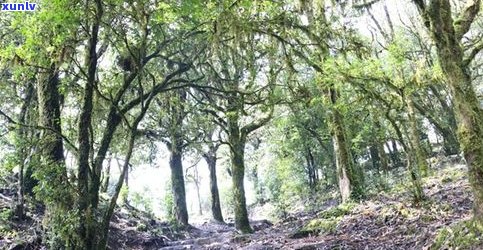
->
(431, 219), (483, 250)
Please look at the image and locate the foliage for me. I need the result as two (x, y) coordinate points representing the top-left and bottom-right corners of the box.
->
(0, 207), (13, 231)
(0, 0), (481, 247)
(162, 183), (175, 223)
(131, 188), (154, 215)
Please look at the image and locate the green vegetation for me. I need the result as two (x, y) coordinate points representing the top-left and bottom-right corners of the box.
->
(432, 220), (483, 250)
(294, 202), (356, 237)
(0, 0), (481, 249)
(318, 202), (357, 219)
(303, 218), (341, 235)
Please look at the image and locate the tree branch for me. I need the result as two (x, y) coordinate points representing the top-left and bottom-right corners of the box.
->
(463, 39), (483, 66)
(0, 108), (79, 154)
(241, 105), (274, 136)
(454, 0), (481, 40)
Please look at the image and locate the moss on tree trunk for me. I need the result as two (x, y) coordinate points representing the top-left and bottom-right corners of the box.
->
(170, 149), (189, 226)
(204, 152), (224, 223)
(406, 96), (429, 177)
(230, 138), (252, 233)
(329, 88), (364, 202)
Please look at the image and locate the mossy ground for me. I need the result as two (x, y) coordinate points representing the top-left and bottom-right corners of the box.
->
(431, 219), (483, 250)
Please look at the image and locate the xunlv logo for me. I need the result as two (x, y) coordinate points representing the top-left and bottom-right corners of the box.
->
(1, 2), (37, 11)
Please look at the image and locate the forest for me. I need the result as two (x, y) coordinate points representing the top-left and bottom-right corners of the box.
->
(0, 0), (482, 249)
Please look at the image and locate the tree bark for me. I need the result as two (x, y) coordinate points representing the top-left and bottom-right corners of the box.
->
(225, 103), (252, 233)
(37, 68), (65, 167)
(406, 96), (429, 176)
(329, 88), (364, 202)
(203, 150), (224, 223)
(412, 97), (459, 155)
(101, 158), (111, 193)
(169, 148), (189, 226)
(229, 132), (252, 233)
(15, 81), (35, 220)
(370, 145), (381, 172)
(77, 1), (102, 248)
(377, 142), (389, 175)
(389, 139), (402, 167)
(386, 111), (425, 201)
(99, 126), (137, 249)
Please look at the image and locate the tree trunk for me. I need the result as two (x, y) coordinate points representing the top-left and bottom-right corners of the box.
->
(203, 152), (224, 223)
(37, 68), (65, 168)
(386, 111), (425, 201)
(101, 158), (111, 193)
(377, 142), (389, 175)
(306, 148), (317, 190)
(406, 96), (429, 176)
(329, 88), (364, 202)
(428, 85), (459, 155)
(407, 156), (425, 202)
(194, 168), (203, 216)
(437, 41), (483, 222)
(91, 109), (122, 206)
(389, 139), (402, 167)
(229, 134), (252, 233)
(76, 1), (103, 246)
(441, 128), (459, 155)
(99, 128), (137, 250)
(169, 149), (189, 226)
(370, 145), (381, 172)
(14, 81), (35, 220)
(412, 98), (459, 155)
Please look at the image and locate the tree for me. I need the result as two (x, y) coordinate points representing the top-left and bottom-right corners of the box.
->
(149, 90), (192, 226)
(263, 0), (367, 202)
(412, 0), (483, 223)
(1, 0), (198, 247)
(200, 126), (224, 222)
(196, 3), (282, 231)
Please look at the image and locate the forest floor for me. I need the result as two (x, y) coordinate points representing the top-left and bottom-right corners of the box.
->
(157, 160), (477, 250)
(0, 156), (481, 249)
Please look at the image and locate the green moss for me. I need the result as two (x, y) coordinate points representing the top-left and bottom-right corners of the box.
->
(318, 202), (356, 219)
(304, 217), (340, 235)
(440, 167), (465, 181)
(292, 203), (355, 238)
(431, 220), (483, 250)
